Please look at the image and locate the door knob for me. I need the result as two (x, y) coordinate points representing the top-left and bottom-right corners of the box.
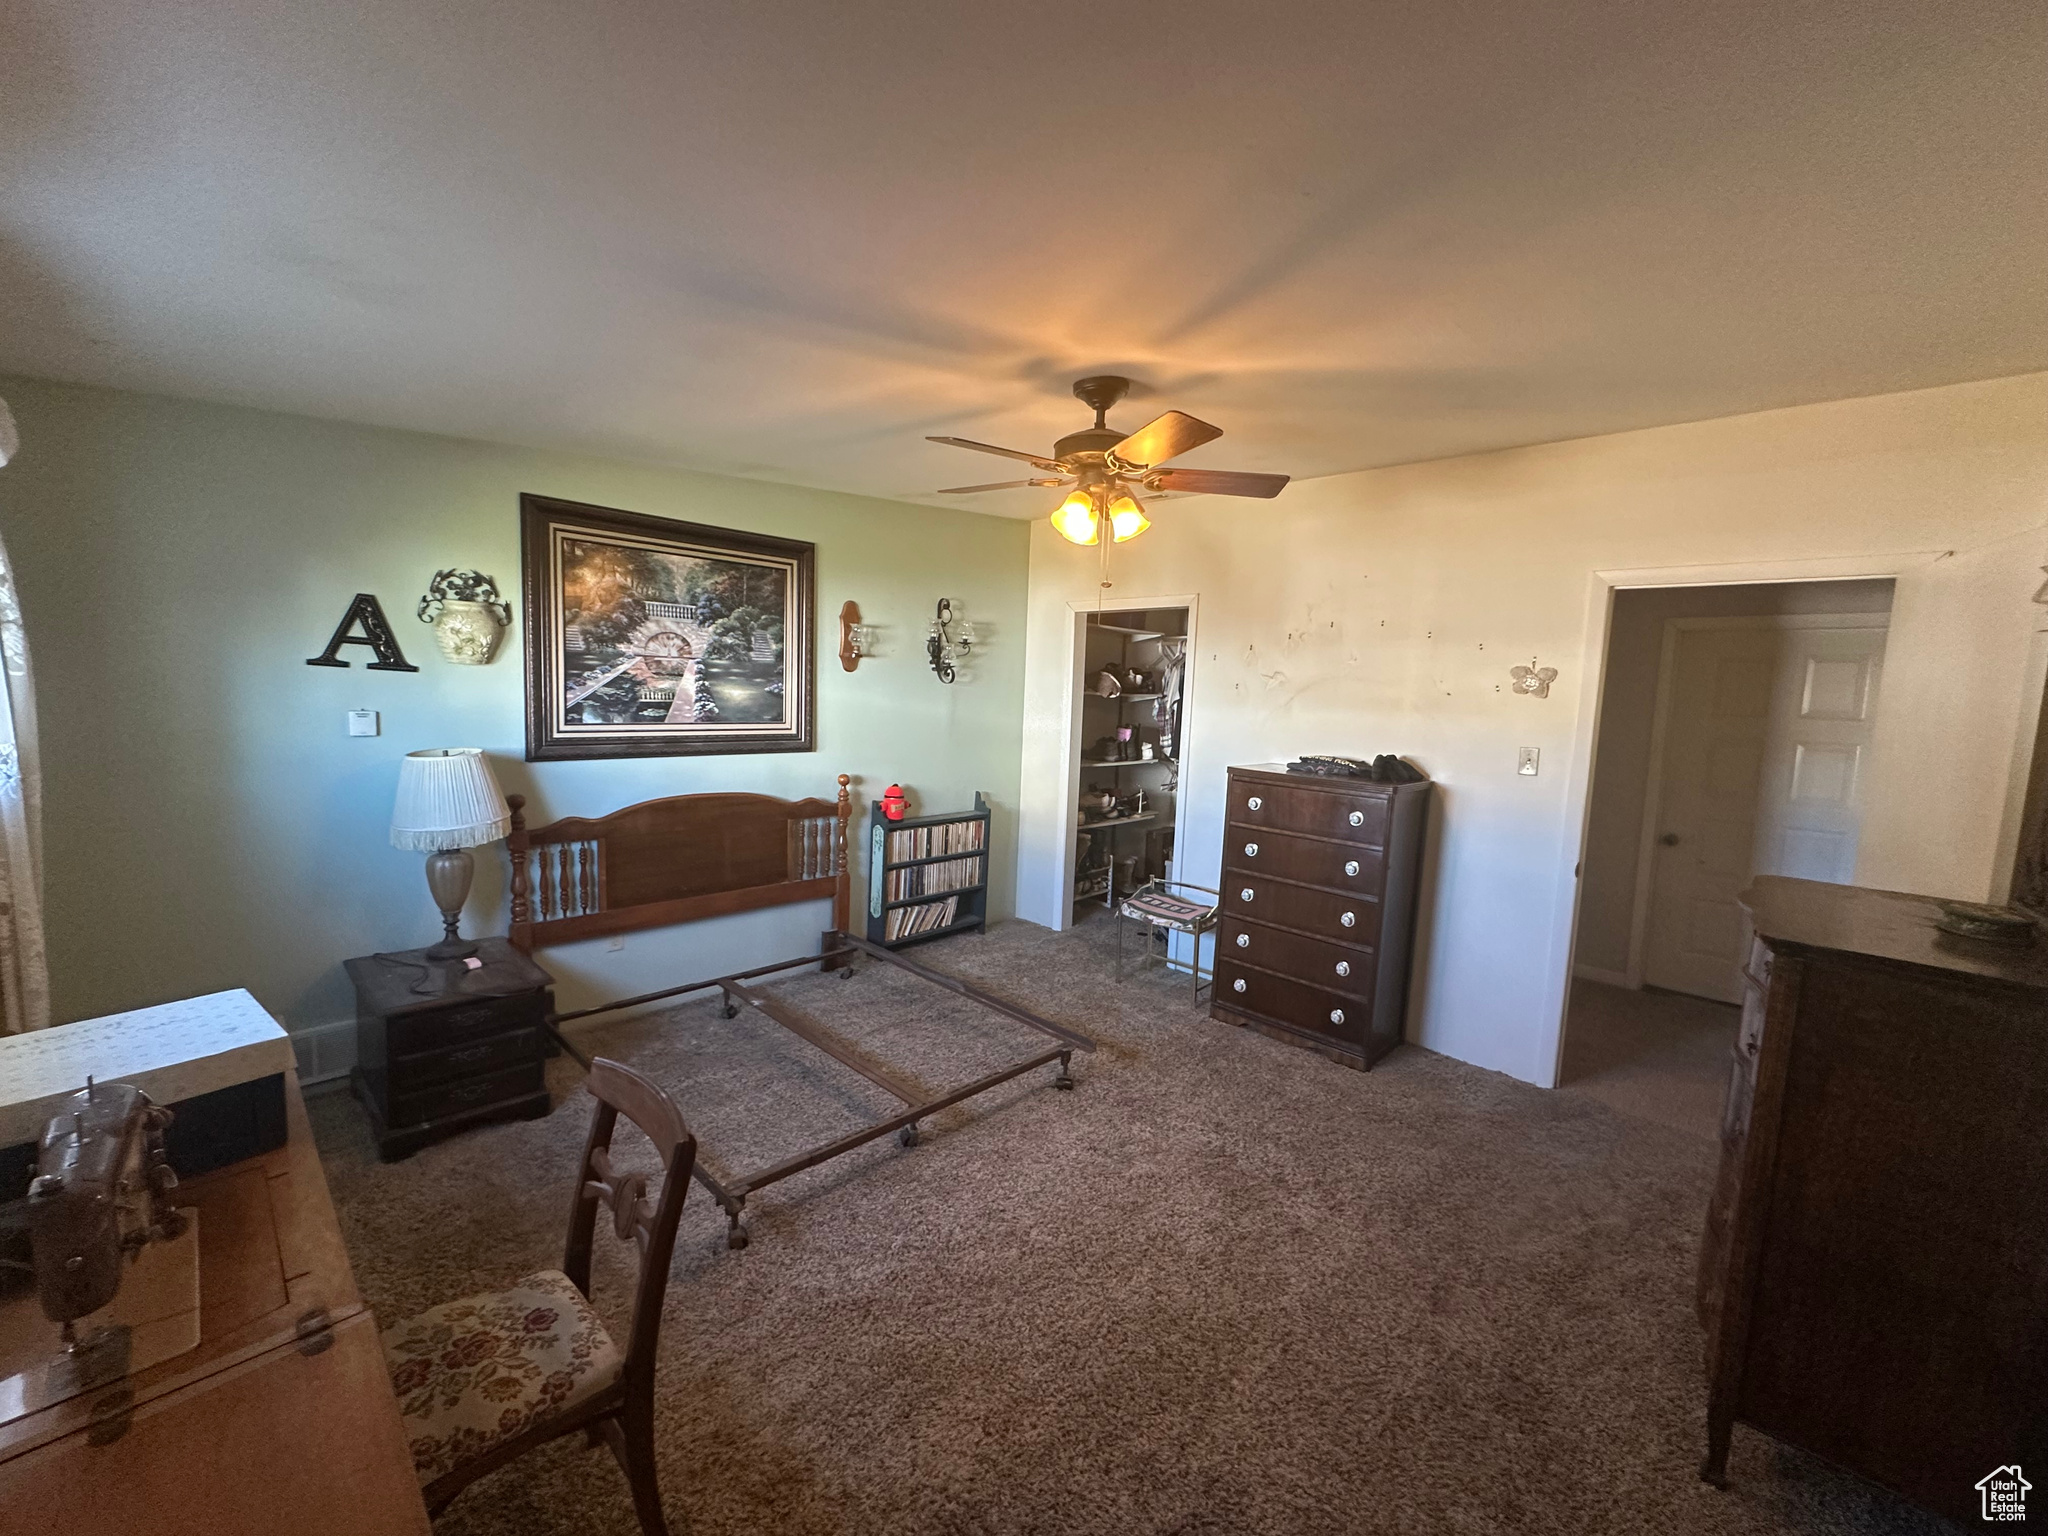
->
(1659, 832), (1680, 847)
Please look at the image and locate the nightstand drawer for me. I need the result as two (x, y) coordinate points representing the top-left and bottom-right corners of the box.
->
(388, 1059), (546, 1129)
(1214, 961), (1367, 1045)
(1228, 780), (1388, 845)
(387, 991), (545, 1056)
(391, 1027), (544, 1092)
(1219, 918), (1377, 999)
(1222, 880), (1380, 948)
(1223, 826), (1385, 893)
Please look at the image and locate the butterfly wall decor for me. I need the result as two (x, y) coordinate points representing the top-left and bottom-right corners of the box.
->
(1510, 661), (1559, 698)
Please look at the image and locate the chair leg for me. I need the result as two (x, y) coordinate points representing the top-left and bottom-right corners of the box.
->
(609, 1403), (670, 1536)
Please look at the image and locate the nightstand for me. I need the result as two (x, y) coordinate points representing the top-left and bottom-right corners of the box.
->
(344, 938), (554, 1161)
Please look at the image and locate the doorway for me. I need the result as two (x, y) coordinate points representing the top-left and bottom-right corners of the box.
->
(1067, 606), (1192, 925)
(1558, 578), (1895, 1133)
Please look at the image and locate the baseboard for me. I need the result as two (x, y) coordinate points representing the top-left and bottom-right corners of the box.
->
(1572, 964), (1635, 989)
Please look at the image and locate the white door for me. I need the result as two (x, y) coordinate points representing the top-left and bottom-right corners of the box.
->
(1641, 619), (1887, 1002)
(1752, 627), (1886, 883)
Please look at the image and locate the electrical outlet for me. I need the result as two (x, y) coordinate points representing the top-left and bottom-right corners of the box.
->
(347, 710), (379, 737)
(606, 935), (625, 952)
(1517, 746), (1540, 776)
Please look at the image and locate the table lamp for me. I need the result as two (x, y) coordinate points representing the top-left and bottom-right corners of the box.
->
(390, 748), (511, 961)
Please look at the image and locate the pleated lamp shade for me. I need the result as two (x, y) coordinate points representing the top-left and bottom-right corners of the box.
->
(390, 748), (511, 851)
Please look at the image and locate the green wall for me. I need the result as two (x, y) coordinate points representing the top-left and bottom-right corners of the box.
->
(0, 376), (1030, 1039)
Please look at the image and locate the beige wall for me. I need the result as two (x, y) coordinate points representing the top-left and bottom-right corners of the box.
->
(1572, 579), (1896, 979)
(1014, 373), (2048, 1086)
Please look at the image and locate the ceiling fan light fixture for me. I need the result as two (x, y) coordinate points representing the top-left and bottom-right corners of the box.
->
(1108, 491), (1150, 543)
(1051, 488), (1100, 545)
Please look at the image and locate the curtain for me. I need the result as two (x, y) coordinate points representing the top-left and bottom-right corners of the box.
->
(0, 399), (49, 1034)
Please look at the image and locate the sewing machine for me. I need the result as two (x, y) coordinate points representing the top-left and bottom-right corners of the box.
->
(0, 991), (429, 1534)
(0, 1079), (200, 1421)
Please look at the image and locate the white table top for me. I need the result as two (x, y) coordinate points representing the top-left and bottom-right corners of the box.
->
(0, 990), (292, 1147)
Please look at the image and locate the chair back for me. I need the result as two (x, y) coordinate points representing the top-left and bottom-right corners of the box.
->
(561, 1058), (697, 1398)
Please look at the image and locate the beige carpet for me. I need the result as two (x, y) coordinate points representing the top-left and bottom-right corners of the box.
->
(1557, 980), (1740, 1141)
(310, 921), (1945, 1536)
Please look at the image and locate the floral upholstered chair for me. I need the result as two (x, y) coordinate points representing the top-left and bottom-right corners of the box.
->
(381, 1058), (696, 1535)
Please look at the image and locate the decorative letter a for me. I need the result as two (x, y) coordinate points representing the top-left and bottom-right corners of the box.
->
(307, 593), (419, 672)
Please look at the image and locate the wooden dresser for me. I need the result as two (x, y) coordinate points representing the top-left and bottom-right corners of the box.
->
(1699, 877), (2048, 1524)
(1210, 764), (1431, 1069)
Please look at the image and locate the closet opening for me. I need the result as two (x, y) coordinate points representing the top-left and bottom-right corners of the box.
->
(1063, 606), (1194, 941)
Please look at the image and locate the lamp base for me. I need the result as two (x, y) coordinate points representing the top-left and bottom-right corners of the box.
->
(423, 847), (479, 964)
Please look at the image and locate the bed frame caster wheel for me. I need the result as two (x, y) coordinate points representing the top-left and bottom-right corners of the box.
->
(839, 967), (854, 979)
(726, 1221), (749, 1251)
(1053, 1052), (1075, 1091)
(898, 1124), (920, 1149)
(720, 1000), (739, 1019)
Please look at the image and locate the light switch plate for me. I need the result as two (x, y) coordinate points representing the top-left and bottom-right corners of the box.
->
(1517, 746), (1540, 776)
(347, 710), (379, 737)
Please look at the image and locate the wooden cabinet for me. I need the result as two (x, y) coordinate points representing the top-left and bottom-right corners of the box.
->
(346, 938), (554, 1161)
(1699, 877), (2048, 1525)
(1209, 765), (1430, 1069)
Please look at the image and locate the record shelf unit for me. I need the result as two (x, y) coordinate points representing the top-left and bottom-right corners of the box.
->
(867, 792), (992, 948)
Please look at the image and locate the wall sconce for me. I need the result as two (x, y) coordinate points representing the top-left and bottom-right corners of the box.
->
(838, 600), (878, 671)
(927, 598), (976, 684)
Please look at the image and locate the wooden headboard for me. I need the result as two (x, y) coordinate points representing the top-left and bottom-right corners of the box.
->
(506, 775), (854, 951)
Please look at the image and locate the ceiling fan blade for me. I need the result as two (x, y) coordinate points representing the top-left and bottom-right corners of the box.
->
(1109, 411), (1222, 469)
(1146, 467), (1291, 499)
(926, 435), (1063, 471)
(935, 478), (1068, 494)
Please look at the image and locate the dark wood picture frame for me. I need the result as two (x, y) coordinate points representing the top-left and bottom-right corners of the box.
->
(521, 494), (816, 761)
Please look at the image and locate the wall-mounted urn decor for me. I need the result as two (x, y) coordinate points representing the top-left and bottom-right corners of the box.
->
(417, 570), (512, 666)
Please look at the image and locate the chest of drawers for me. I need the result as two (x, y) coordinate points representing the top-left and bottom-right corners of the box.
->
(345, 938), (555, 1161)
(1697, 878), (2048, 1525)
(1209, 764), (1431, 1069)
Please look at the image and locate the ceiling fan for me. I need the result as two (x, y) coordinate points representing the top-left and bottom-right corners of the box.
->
(928, 375), (1289, 545)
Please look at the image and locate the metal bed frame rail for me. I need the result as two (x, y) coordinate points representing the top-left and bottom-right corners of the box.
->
(543, 932), (1094, 1249)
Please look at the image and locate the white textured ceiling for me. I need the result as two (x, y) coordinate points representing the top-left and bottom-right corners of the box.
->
(1, 0), (2042, 514)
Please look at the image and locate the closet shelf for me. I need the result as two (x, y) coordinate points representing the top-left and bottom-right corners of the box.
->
(1078, 812), (1159, 832)
(1080, 758), (1167, 769)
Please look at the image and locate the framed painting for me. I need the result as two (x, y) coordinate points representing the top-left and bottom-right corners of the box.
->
(521, 494), (815, 760)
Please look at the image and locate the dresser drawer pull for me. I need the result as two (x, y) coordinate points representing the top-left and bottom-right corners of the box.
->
(1329, 1008), (1345, 1026)
(1340, 911), (1356, 928)
(1348, 810), (1364, 827)
(1334, 961), (1351, 978)
(1247, 795), (1262, 811)
(448, 1044), (493, 1065)
(1235, 933), (1250, 948)
(1240, 887), (1254, 902)
(1344, 860), (1360, 877)
(1232, 978), (1246, 994)
(1243, 842), (1258, 858)
(449, 1081), (489, 1105)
